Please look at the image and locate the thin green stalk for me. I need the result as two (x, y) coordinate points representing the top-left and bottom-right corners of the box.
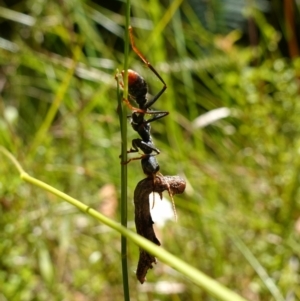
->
(116, 75), (130, 299)
(0, 146), (250, 301)
(118, 1), (131, 300)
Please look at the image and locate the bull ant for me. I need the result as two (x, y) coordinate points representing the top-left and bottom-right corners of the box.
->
(115, 26), (178, 215)
(115, 26), (168, 178)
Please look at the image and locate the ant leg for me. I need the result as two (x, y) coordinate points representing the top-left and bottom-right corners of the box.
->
(122, 98), (146, 113)
(139, 141), (160, 155)
(119, 139), (139, 158)
(129, 26), (167, 109)
(118, 140), (138, 161)
(127, 138), (143, 154)
(131, 139), (160, 155)
(121, 153), (148, 165)
(145, 111), (169, 124)
(120, 139), (159, 164)
(132, 111), (168, 130)
(129, 26), (166, 86)
(130, 109), (169, 117)
(114, 71), (122, 83)
(145, 85), (167, 110)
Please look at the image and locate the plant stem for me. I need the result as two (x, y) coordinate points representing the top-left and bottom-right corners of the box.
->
(118, 0), (131, 300)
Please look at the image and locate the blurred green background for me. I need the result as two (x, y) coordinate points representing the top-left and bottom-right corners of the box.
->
(1, 0), (300, 300)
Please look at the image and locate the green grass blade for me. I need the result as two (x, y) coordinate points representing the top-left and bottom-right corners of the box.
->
(118, 0), (131, 300)
(0, 146), (250, 301)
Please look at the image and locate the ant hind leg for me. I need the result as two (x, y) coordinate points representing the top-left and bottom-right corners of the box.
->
(128, 26), (167, 109)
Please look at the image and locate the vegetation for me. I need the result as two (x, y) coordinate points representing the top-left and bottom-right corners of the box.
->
(0, 0), (300, 300)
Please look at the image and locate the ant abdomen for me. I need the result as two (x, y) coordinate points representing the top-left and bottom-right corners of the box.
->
(122, 69), (148, 107)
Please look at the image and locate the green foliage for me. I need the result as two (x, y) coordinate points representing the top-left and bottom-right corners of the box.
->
(1, 1), (300, 300)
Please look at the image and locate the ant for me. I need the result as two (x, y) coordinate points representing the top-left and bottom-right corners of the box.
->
(115, 26), (169, 170)
(115, 27), (177, 215)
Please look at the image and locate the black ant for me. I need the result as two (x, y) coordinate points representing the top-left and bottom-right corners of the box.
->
(115, 27), (177, 215)
(115, 26), (169, 173)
